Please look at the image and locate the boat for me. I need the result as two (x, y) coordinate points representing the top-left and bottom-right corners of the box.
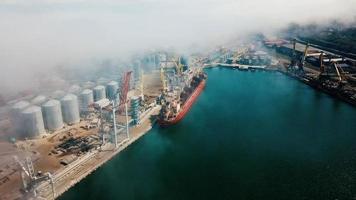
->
(158, 70), (207, 127)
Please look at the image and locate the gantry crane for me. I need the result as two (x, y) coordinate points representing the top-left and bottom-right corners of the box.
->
(318, 52), (348, 86)
(288, 39), (309, 76)
(14, 156), (55, 199)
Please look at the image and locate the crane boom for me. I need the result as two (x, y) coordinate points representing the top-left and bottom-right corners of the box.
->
(118, 71), (132, 113)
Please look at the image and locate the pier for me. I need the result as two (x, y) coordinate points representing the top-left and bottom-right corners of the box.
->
(35, 105), (161, 199)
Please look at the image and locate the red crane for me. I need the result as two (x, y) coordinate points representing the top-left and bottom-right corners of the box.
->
(118, 71), (132, 113)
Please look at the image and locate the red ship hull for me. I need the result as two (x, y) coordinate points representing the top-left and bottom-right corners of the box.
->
(158, 79), (206, 127)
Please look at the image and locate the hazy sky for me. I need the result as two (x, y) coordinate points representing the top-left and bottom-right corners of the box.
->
(0, 0), (355, 94)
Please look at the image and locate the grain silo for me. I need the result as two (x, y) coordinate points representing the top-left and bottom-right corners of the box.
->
(81, 81), (96, 89)
(61, 94), (80, 124)
(97, 77), (109, 85)
(42, 99), (63, 131)
(106, 81), (119, 100)
(93, 85), (106, 102)
(52, 90), (66, 100)
(11, 100), (31, 136)
(21, 106), (46, 137)
(68, 84), (82, 94)
(31, 95), (47, 105)
(11, 101), (30, 120)
(79, 89), (94, 112)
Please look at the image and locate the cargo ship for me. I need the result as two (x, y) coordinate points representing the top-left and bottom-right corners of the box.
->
(158, 69), (207, 127)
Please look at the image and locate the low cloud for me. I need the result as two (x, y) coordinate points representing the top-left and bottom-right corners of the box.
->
(0, 0), (355, 95)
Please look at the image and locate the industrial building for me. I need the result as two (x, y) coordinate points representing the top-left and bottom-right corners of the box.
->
(130, 96), (140, 125)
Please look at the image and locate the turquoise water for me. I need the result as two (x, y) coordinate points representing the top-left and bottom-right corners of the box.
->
(60, 68), (356, 200)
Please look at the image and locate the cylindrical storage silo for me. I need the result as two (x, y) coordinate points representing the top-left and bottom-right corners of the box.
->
(11, 101), (30, 120)
(21, 106), (46, 138)
(79, 89), (94, 112)
(31, 95), (47, 106)
(96, 77), (109, 85)
(51, 90), (66, 100)
(81, 81), (96, 89)
(68, 84), (82, 94)
(11, 101), (31, 135)
(61, 94), (80, 124)
(93, 85), (106, 102)
(42, 99), (64, 131)
(106, 81), (119, 100)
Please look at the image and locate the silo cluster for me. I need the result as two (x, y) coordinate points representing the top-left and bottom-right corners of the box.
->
(9, 77), (117, 138)
(79, 89), (94, 113)
(106, 81), (119, 100)
(93, 85), (106, 102)
(42, 99), (63, 131)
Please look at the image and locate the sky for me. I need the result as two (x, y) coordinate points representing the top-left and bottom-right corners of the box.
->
(0, 0), (356, 95)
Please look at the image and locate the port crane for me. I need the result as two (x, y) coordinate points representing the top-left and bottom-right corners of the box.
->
(318, 52), (348, 87)
(118, 71), (132, 113)
(288, 39), (309, 76)
(173, 56), (184, 75)
(14, 156), (55, 199)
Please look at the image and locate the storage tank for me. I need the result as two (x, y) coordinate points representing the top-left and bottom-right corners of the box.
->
(93, 85), (106, 102)
(51, 90), (66, 100)
(81, 81), (96, 89)
(21, 106), (46, 137)
(42, 99), (63, 131)
(68, 85), (82, 94)
(97, 77), (109, 85)
(11, 100), (30, 136)
(11, 101), (30, 120)
(31, 95), (47, 105)
(61, 94), (80, 124)
(106, 81), (119, 100)
(79, 89), (94, 112)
